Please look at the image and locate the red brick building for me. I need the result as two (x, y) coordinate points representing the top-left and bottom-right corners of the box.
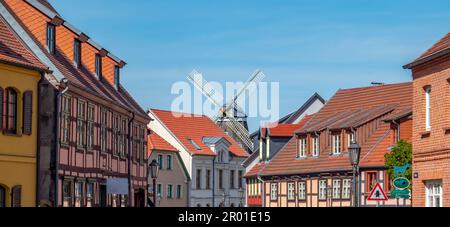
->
(404, 32), (450, 207)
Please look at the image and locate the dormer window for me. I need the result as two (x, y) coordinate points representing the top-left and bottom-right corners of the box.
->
(114, 66), (120, 89)
(347, 132), (355, 147)
(332, 134), (342, 155)
(188, 139), (201, 150)
(298, 137), (307, 158)
(46, 23), (56, 54)
(95, 54), (102, 80)
(312, 137), (320, 157)
(73, 39), (81, 68)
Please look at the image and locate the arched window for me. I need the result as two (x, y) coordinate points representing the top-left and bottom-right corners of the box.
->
(11, 186), (21, 207)
(0, 185), (6, 207)
(5, 88), (18, 134)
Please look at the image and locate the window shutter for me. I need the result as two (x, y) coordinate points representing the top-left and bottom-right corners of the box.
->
(11, 186), (22, 207)
(23, 91), (33, 135)
(0, 87), (3, 130)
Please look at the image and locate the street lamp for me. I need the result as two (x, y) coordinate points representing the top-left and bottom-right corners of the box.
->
(238, 188), (244, 207)
(348, 142), (361, 207)
(149, 160), (160, 207)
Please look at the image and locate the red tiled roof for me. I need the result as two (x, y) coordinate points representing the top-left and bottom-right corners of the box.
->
(150, 109), (249, 158)
(417, 32), (450, 61)
(2, 0), (148, 119)
(262, 115), (314, 138)
(260, 82), (413, 176)
(244, 163), (266, 178)
(0, 15), (47, 71)
(148, 132), (178, 156)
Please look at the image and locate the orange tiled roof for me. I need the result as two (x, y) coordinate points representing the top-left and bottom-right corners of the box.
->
(417, 32), (450, 61)
(148, 132), (178, 156)
(151, 109), (249, 158)
(0, 15), (47, 71)
(262, 115), (314, 138)
(2, 0), (148, 119)
(244, 162), (266, 178)
(260, 82), (412, 176)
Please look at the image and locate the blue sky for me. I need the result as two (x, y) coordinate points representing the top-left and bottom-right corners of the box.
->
(50, 0), (450, 131)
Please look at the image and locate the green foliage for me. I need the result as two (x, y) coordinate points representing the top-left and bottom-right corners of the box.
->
(385, 140), (412, 182)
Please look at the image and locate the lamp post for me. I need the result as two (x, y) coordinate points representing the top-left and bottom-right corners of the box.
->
(239, 188), (244, 207)
(348, 142), (361, 207)
(149, 160), (160, 207)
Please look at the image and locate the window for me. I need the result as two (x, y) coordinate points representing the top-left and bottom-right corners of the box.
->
(167, 185), (173, 199)
(47, 23), (55, 54)
(157, 184), (162, 197)
(425, 87), (431, 131)
(238, 171), (243, 189)
(63, 180), (73, 207)
(166, 155), (173, 170)
(342, 179), (351, 199)
(332, 134), (341, 155)
(196, 169), (202, 189)
(10, 186), (21, 207)
(298, 138), (307, 158)
(0, 185), (5, 207)
(119, 119), (126, 156)
(298, 182), (306, 200)
(22, 91), (33, 135)
(86, 183), (94, 207)
(76, 100), (86, 148)
(157, 155), (164, 170)
(366, 172), (378, 192)
(74, 181), (83, 207)
(230, 170), (235, 189)
(74, 39), (81, 67)
(113, 115), (119, 156)
(100, 109), (108, 152)
(219, 170), (224, 190)
(87, 105), (95, 150)
(176, 185), (182, 199)
(5, 88), (17, 134)
(426, 180), (442, 207)
(188, 139), (201, 150)
(95, 54), (102, 79)
(61, 95), (71, 144)
(312, 137), (320, 157)
(332, 179), (341, 199)
(114, 66), (120, 89)
(287, 183), (295, 200)
(319, 180), (327, 200)
(270, 183), (278, 201)
(206, 170), (211, 190)
(348, 132), (355, 147)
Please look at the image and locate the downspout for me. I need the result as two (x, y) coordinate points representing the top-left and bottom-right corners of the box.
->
(36, 73), (43, 207)
(127, 112), (135, 207)
(54, 78), (69, 207)
(257, 176), (264, 207)
(212, 156), (216, 207)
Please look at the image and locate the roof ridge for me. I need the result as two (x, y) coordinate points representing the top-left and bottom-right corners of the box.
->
(338, 82), (412, 93)
(150, 108), (209, 118)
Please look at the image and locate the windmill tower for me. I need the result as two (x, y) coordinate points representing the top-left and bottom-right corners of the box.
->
(187, 70), (265, 152)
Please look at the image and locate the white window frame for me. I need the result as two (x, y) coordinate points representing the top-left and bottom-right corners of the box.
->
(298, 138), (307, 158)
(319, 180), (327, 200)
(333, 134), (341, 155)
(342, 179), (351, 199)
(270, 183), (278, 201)
(426, 180), (442, 207)
(332, 179), (341, 199)
(298, 182), (306, 200)
(312, 137), (320, 157)
(348, 132), (355, 147)
(287, 183), (295, 200)
(425, 87), (431, 131)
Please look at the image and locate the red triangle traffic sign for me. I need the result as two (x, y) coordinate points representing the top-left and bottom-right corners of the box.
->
(368, 183), (388, 201)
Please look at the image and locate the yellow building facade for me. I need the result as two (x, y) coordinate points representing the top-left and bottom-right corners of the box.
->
(0, 63), (41, 207)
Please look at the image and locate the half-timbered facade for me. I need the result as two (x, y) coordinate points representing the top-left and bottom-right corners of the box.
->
(259, 82), (413, 207)
(0, 0), (150, 207)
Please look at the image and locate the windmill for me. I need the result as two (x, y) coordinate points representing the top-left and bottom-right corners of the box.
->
(187, 70), (266, 152)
